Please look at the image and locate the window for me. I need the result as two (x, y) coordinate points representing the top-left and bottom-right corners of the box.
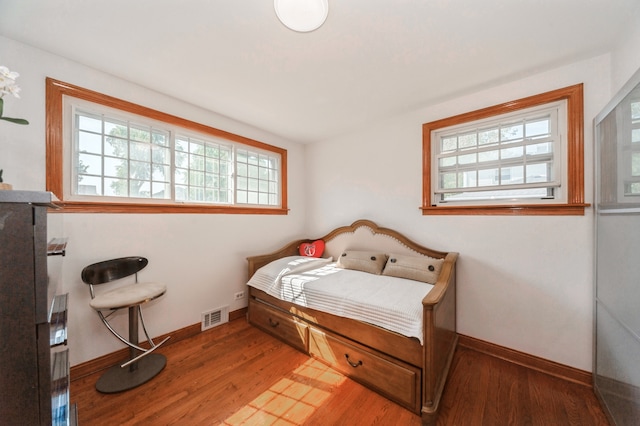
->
(422, 84), (588, 215)
(46, 78), (288, 214)
(597, 89), (640, 210)
(622, 99), (640, 197)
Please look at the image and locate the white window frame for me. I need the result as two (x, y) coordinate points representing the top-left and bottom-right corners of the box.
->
(430, 101), (567, 206)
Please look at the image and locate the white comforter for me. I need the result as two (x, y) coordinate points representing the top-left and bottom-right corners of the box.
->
(246, 256), (434, 344)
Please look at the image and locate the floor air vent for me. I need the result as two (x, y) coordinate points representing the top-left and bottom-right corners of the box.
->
(201, 306), (229, 331)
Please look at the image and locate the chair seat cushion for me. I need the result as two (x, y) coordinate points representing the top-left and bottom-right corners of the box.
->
(90, 282), (167, 310)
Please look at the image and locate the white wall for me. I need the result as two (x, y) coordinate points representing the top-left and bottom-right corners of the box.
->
(305, 55), (613, 371)
(610, 5), (640, 96)
(0, 36), (308, 365)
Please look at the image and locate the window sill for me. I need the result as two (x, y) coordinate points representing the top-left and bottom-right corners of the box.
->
(420, 203), (590, 216)
(49, 200), (289, 215)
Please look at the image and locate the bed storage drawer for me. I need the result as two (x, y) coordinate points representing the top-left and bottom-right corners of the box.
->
(248, 301), (309, 352)
(308, 327), (421, 412)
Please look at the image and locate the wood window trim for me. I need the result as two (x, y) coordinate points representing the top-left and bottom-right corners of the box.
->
(45, 78), (288, 214)
(421, 83), (589, 216)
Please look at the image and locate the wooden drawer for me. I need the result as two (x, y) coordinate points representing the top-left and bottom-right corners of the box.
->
(248, 301), (309, 352)
(308, 327), (421, 412)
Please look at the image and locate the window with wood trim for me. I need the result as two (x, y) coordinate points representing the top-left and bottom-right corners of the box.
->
(422, 84), (588, 215)
(46, 78), (288, 214)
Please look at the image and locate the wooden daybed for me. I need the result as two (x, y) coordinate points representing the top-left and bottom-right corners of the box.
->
(246, 219), (458, 425)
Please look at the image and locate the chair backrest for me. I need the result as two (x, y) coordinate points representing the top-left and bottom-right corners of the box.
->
(81, 256), (149, 285)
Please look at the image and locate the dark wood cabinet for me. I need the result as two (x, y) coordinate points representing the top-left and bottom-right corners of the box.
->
(0, 191), (73, 425)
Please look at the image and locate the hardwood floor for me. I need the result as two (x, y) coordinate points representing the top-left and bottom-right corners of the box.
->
(71, 318), (610, 425)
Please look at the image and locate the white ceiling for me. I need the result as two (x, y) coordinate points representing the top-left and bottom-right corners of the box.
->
(1, 0), (638, 143)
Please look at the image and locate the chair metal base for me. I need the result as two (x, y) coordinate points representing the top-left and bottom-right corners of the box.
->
(95, 353), (166, 394)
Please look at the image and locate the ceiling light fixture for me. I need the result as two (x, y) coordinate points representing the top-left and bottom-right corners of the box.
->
(274, 0), (329, 33)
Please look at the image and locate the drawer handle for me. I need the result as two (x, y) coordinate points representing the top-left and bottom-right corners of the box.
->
(345, 353), (363, 368)
(268, 318), (280, 328)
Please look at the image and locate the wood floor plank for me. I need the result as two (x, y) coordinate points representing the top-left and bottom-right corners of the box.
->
(71, 318), (609, 425)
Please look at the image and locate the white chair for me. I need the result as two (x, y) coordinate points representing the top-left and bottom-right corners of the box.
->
(81, 256), (170, 393)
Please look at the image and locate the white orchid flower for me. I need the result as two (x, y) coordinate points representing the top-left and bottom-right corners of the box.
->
(0, 66), (22, 98)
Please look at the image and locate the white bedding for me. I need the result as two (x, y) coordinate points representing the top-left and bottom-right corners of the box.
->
(247, 256), (434, 344)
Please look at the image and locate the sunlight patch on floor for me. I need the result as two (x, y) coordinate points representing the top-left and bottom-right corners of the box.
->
(222, 358), (346, 425)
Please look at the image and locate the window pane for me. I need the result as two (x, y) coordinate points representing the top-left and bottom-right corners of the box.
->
(175, 151), (188, 167)
(478, 149), (499, 163)
(175, 169), (188, 185)
(152, 145), (170, 165)
(77, 175), (101, 196)
(633, 152), (640, 176)
(189, 187), (204, 201)
(175, 185), (187, 201)
(459, 133), (477, 149)
(248, 178), (258, 191)
(628, 182), (640, 195)
(190, 153), (205, 171)
(78, 153), (102, 176)
(78, 114), (102, 133)
(105, 118), (127, 137)
(130, 124), (150, 142)
(189, 170), (204, 185)
(525, 119), (550, 138)
(130, 160), (150, 180)
(104, 157), (125, 178)
(130, 180), (150, 198)
(78, 131), (102, 154)
(526, 163), (549, 183)
(501, 166), (523, 185)
(460, 170), (477, 188)
(237, 176), (247, 190)
(105, 177), (127, 196)
(105, 137), (128, 158)
(458, 153), (476, 165)
(130, 141), (150, 161)
(500, 123), (523, 142)
(151, 182), (170, 199)
(501, 146), (523, 160)
(440, 156), (456, 167)
(526, 142), (552, 156)
(478, 129), (499, 145)
(152, 130), (168, 146)
(441, 137), (457, 152)
(152, 165), (169, 183)
(440, 172), (457, 189)
(631, 101), (640, 120)
(190, 140), (204, 153)
(478, 168), (498, 186)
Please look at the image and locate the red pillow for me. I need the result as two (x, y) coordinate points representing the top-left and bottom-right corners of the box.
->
(299, 240), (325, 258)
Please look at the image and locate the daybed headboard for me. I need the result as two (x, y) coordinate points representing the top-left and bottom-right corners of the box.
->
(321, 219), (447, 260)
(247, 219), (450, 278)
